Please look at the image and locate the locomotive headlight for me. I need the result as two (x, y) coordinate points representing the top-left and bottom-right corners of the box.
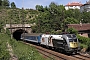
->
(69, 42), (78, 48)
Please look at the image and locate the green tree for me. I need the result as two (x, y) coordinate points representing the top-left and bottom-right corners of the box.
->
(66, 28), (78, 34)
(33, 2), (66, 33)
(48, 3), (65, 30)
(35, 5), (44, 12)
(73, 9), (81, 19)
(2, 0), (10, 7)
(49, 2), (58, 15)
(64, 17), (79, 24)
(0, 0), (2, 6)
(82, 12), (90, 23)
(11, 2), (16, 8)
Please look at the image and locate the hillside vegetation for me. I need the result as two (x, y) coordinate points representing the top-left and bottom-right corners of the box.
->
(0, 33), (10, 60)
(0, 0), (90, 58)
(0, 3), (90, 33)
(0, 0), (90, 33)
(0, 33), (51, 60)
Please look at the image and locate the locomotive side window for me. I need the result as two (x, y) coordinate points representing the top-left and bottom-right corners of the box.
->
(25, 36), (37, 41)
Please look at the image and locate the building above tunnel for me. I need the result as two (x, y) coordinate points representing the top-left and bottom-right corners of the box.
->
(65, 2), (83, 10)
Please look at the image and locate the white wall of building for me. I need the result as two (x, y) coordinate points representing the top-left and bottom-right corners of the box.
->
(65, 6), (80, 10)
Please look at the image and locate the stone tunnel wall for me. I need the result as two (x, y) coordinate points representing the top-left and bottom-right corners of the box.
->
(8, 28), (32, 33)
(4, 24), (33, 34)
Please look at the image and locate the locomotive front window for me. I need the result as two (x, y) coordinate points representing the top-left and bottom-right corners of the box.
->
(69, 39), (77, 42)
(67, 34), (76, 38)
(74, 39), (77, 42)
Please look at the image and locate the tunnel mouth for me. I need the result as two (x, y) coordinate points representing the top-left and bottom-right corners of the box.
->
(13, 29), (27, 40)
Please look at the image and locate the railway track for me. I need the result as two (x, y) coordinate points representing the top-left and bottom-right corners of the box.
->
(23, 42), (90, 60)
(72, 53), (90, 60)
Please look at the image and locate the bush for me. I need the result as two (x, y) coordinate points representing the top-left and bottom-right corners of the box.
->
(66, 28), (78, 34)
(77, 35), (90, 45)
(9, 39), (49, 60)
(6, 28), (11, 36)
(0, 33), (50, 60)
(80, 43), (88, 48)
(77, 34), (90, 50)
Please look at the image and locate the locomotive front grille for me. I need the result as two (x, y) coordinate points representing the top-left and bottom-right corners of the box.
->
(70, 42), (78, 48)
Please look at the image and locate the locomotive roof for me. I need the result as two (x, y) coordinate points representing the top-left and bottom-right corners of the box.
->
(42, 34), (63, 40)
(63, 34), (75, 35)
(22, 33), (42, 36)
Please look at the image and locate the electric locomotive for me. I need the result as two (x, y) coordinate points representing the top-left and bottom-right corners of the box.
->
(62, 34), (80, 53)
(41, 34), (80, 53)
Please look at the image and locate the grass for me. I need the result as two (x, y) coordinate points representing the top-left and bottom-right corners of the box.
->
(80, 43), (88, 48)
(0, 33), (10, 60)
(0, 33), (51, 60)
(8, 36), (51, 60)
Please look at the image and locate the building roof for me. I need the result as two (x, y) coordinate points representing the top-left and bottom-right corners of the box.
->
(66, 2), (83, 6)
(67, 24), (90, 31)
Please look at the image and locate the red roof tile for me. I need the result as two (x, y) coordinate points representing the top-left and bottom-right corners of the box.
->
(66, 2), (83, 6)
(67, 24), (90, 31)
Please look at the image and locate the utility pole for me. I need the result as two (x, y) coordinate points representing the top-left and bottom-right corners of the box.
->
(22, 0), (25, 32)
(22, 0), (25, 41)
(10, 15), (12, 39)
(22, 0), (24, 9)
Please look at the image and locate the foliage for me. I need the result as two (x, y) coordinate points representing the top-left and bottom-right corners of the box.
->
(79, 43), (88, 48)
(8, 39), (50, 60)
(0, 0), (16, 9)
(0, 1), (90, 34)
(82, 12), (90, 23)
(6, 28), (11, 36)
(33, 2), (84, 33)
(0, 1), (90, 59)
(0, 0), (2, 6)
(77, 35), (90, 45)
(35, 5), (44, 12)
(54, 30), (62, 34)
(2, 0), (10, 7)
(77, 34), (90, 48)
(66, 28), (78, 34)
(0, 33), (49, 60)
(0, 21), (3, 32)
(0, 34), (10, 60)
(11, 2), (16, 8)
(64, 17), (79, 24)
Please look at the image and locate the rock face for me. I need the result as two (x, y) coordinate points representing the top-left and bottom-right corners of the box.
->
(86, 46), (90, 55)
(81, 48), (87, 53)
(7, 42), (18, 60)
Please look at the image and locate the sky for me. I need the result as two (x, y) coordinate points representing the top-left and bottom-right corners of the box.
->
(9, 0), (88, 9)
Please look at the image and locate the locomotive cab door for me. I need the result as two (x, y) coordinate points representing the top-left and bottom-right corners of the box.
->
(63, 38), (69, 51)
(48, 36), (53, 47)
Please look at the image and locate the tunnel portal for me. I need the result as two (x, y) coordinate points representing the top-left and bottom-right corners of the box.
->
(13, 29), (27, 40)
